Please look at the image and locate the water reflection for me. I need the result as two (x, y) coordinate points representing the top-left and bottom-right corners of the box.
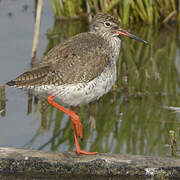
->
(3, 19), (180, 157)
(0, 85), (6, 117)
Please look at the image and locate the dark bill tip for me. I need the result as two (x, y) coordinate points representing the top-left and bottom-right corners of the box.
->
(116, 29), (148, 45)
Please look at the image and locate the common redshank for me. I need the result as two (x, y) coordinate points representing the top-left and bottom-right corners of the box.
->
(7, 13), (148, 155)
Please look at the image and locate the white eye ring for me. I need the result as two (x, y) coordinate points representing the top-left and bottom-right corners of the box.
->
(104, 21), (111, 27)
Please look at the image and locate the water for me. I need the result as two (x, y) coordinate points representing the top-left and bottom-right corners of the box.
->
(0, 0), (180, 179)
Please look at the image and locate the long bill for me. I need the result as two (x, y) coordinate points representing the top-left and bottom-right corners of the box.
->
(116, 28), (148, 44)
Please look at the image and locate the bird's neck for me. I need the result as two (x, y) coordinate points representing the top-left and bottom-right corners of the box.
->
(90, 31), (121, 62)
(108, 36), (121, 62)
(100, 32), (121, 62)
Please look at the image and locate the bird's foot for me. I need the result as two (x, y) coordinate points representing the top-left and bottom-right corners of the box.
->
(74, 150), (98, 155)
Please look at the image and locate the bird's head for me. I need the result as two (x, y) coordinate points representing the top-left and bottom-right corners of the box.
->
(90, 13), (148, 44)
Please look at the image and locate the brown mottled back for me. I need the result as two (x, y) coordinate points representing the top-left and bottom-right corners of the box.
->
(7, 32), (110, 87)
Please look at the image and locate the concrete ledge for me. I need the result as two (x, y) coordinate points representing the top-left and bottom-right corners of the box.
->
(0, 147), (179, 178)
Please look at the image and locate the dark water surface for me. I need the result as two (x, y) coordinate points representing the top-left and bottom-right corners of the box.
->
(0, 0), (180, 179)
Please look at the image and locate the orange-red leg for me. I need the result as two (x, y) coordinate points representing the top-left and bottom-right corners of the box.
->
(47, 95), (82, 138)
(69, 107), (83, 139)
(47, 95), (98, 155)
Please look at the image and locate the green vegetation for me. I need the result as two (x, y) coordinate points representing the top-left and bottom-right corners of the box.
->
(49, 0), (179, 24)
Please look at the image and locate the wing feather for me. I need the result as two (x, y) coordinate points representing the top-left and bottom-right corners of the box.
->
(7, 32), (110, 87)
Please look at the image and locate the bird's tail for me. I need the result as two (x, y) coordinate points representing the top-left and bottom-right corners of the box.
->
(6, 65), (50, 88)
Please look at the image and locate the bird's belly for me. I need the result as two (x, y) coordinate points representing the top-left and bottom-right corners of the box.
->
(33, 65), (117, 106)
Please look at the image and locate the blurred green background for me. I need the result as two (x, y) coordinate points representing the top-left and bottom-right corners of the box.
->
(49, 0), (180, 25)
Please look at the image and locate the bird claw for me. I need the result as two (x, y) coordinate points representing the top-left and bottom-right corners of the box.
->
(74, 150), (98, 155)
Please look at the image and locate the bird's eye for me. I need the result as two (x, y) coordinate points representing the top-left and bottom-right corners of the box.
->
(104, 21), (111, 27)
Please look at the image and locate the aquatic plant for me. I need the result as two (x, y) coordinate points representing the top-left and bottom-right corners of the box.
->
(48, 0), (179, 24)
